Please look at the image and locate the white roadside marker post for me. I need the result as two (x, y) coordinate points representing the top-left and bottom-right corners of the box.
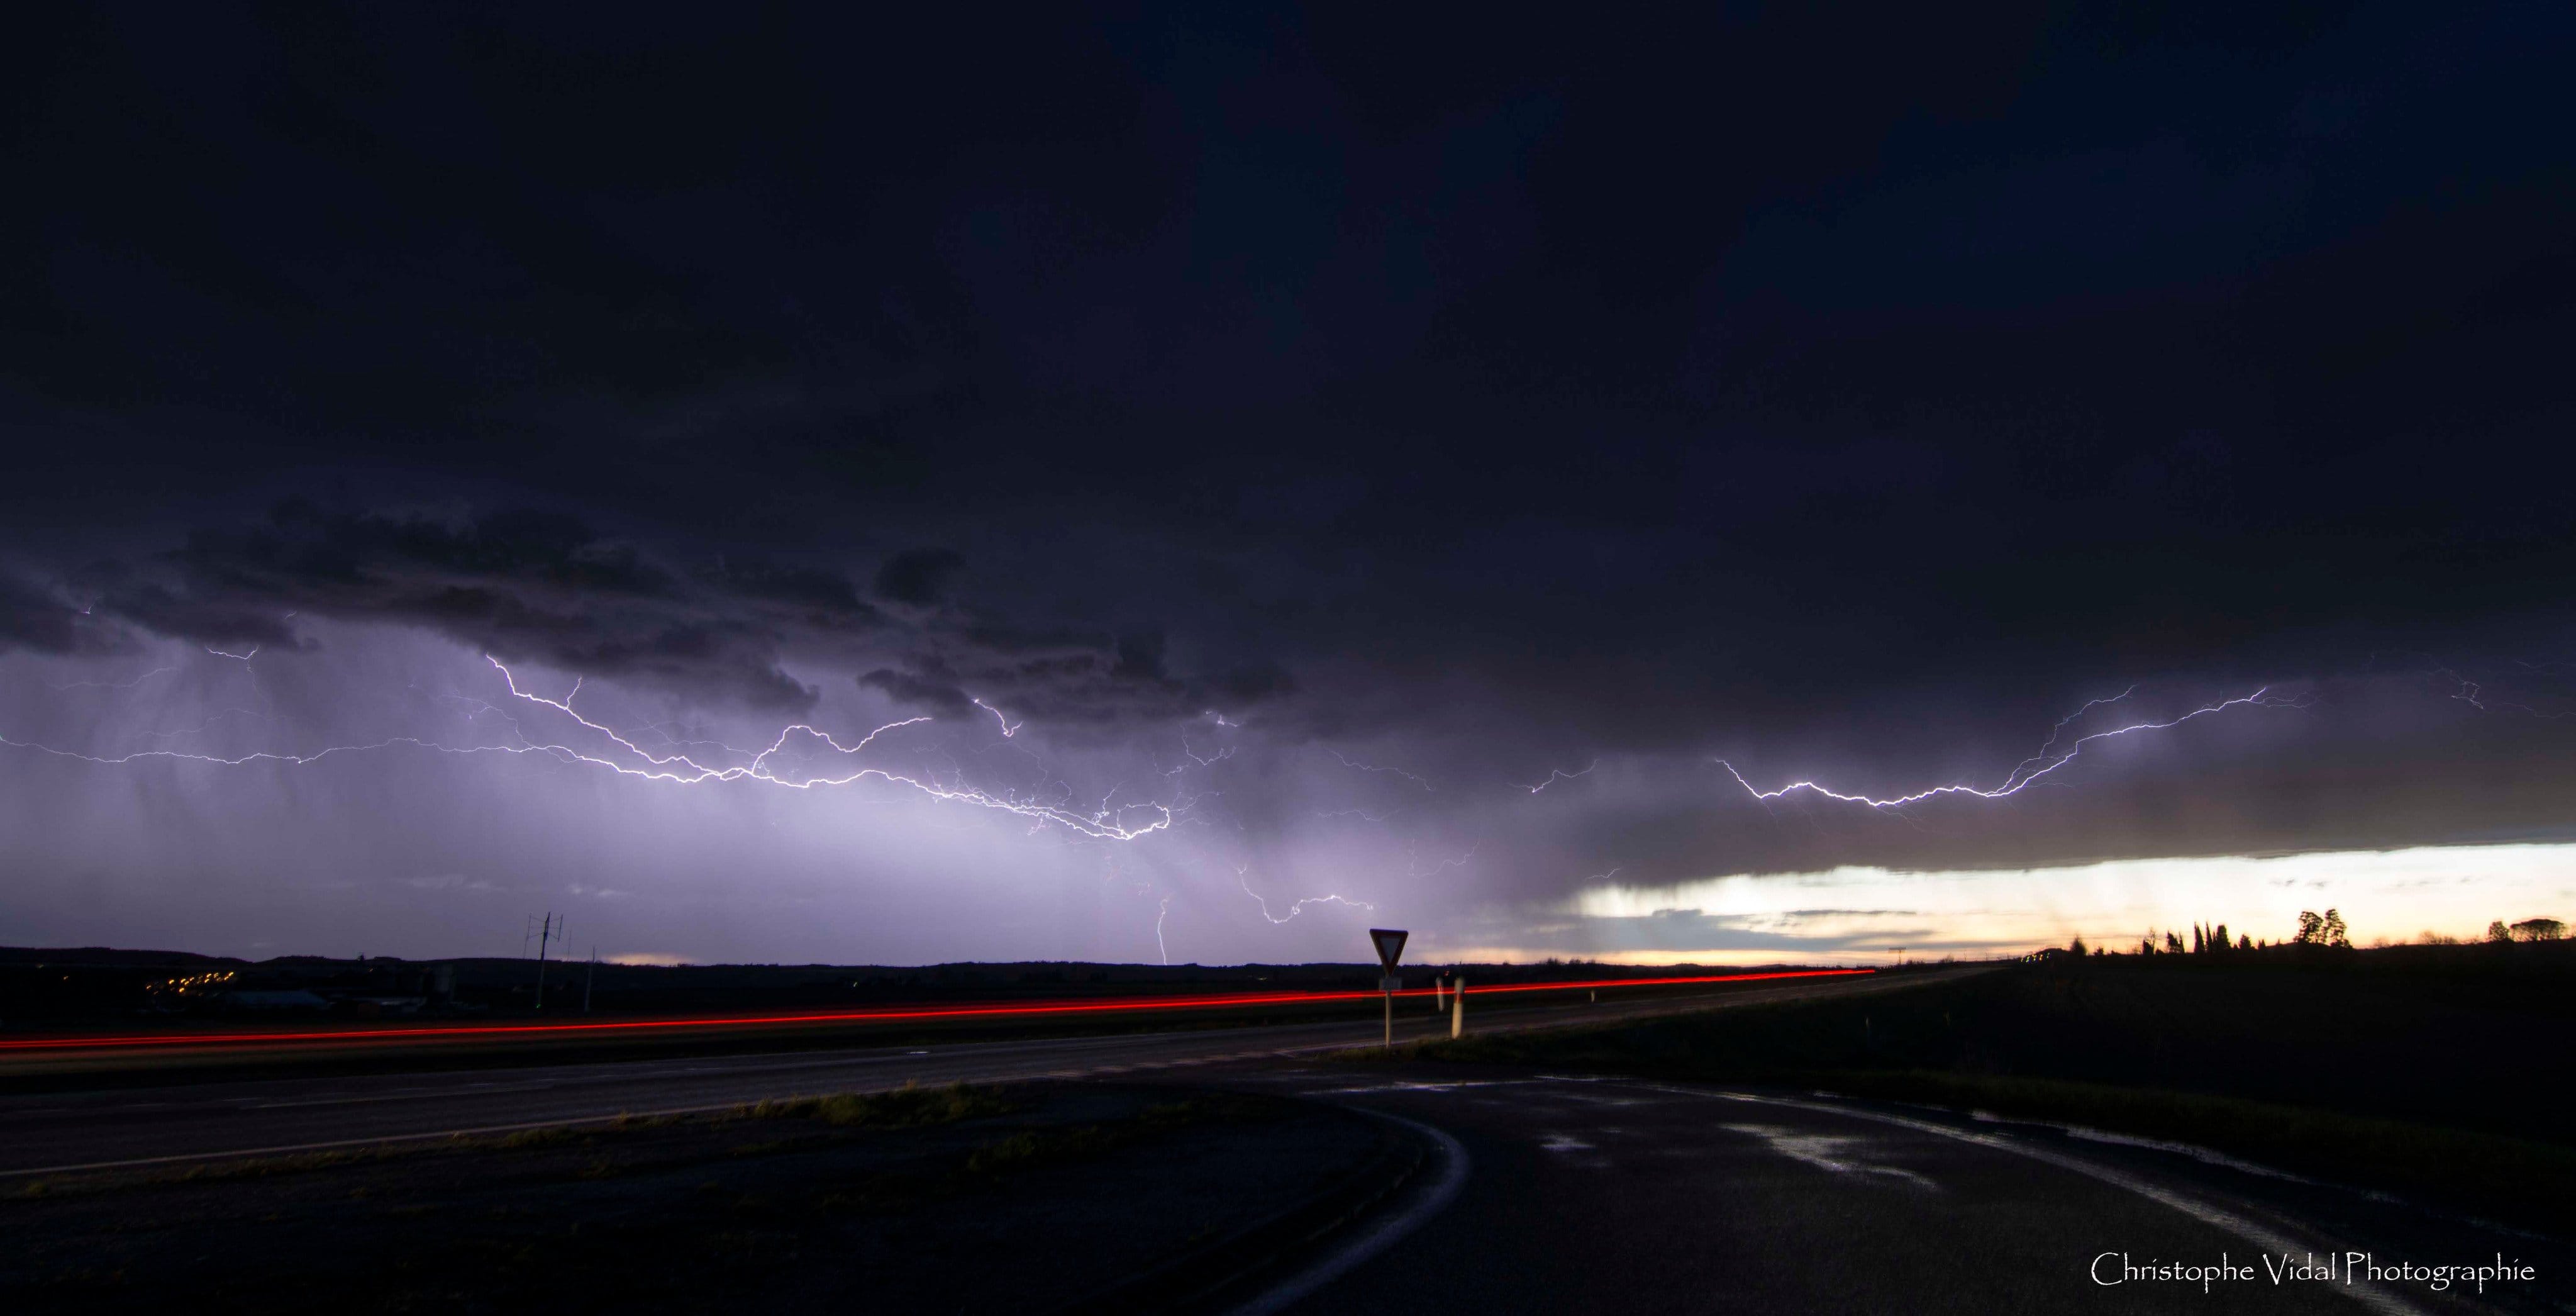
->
(1451, 976), (1465, 1039)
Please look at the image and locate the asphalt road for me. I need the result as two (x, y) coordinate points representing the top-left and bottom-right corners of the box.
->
(0, 967), (1958, 1176)
(11, 962), (2555, 1316)
(1218, 1068), (2563, 1316)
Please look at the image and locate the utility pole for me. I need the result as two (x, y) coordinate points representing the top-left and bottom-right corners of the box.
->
(583, 946), (596, 1013)
(533, 912), (555, 1011)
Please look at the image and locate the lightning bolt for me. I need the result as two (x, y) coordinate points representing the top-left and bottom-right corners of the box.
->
(482, 659), (1191, 839)
(1313, 806), (1392, 823)
(971, 698), (1022, 737)
(47, 666), (177, 691)
(204, 645), (259, 661)
(1720, 686), (2307, 808)
(1234, 862), (1375, 924)
(1155, 896), (1171, 965)
(1520, 759), (1598, 793)
(2433, 666), (2576, 720)
(1405, 840), (1480, 878)
(1180, 732), (1235, 766)
(1, 654), (1196, 843)
(1324, 748), (1435, 791)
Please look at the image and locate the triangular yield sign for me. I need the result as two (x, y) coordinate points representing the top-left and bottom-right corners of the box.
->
(1368, 928), (1408, 970)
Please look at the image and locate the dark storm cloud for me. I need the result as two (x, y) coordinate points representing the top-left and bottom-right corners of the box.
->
(4, 0), (2573, 888)
(706, 558), (877, 619)
(0, 574), (131, 657)
(15, 491), (1303, 733)
(872, 549), (965, 606)
(857, 627), (1295, 732)
(856, 664), (975, 718)
(47, 501), (833, 710)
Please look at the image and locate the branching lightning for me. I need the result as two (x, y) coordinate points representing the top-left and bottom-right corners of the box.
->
(1181, 733), (1235, 767)
(1234, 862), (1375, 924)
(481, 659), (1191, 839)
(1719, 686), (2308, 809)
(1, 652), (1197, 844)
(1313, 806), (1392, 823)
(972, 698), (1023, 737)
(48, 666), (176, 691)
(1324, 748), (1435, 791)
(2434, 666), (2575, 720)
(1405, 840), (1479, 878)
(1520, 759), (1598, 793)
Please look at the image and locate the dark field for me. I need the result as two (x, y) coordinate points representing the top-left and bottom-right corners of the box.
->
(1396, 942), (2576, 1234)
(2, 1081), (1408, 1315)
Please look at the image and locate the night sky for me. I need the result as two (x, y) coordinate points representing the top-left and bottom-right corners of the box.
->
(4, 3), (2573, 965)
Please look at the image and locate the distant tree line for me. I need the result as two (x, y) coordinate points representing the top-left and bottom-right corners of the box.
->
(2292, 909), (2350, 948)
(2052, 908), (2566, 960)
(2489, 917), (2566, 942)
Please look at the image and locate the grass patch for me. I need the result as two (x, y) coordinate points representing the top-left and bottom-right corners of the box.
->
(11, 1083), (1020, 1203)
(734, 1081), (1019, 1128)
(961, 1096), (1258, 1176)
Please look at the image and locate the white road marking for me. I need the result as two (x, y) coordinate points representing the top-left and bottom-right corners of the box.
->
(1632, 1083), (2427, 1316)
(1226, 1112), (1470, 1316)
(1719, 1122), (1938, 1190)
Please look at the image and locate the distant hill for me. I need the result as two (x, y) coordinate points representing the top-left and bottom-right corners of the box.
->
(0, 947), (247, 967)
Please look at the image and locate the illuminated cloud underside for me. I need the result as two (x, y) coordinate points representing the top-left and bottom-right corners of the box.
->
(1512, 844), (2576, 965)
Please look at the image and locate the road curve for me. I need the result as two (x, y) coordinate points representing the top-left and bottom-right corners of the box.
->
(1220, 1069), (2548, 1316)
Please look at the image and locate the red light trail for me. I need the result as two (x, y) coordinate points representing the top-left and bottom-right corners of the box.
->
(0, 969), (1871, 1054)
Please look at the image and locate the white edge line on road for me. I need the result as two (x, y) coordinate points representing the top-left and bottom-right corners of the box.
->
(1224, 1110), (1470, 1316)
(1627, 1083), (2427, 1316)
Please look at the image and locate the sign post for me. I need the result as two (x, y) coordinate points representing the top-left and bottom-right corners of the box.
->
(1368, 928), (1408, 1051)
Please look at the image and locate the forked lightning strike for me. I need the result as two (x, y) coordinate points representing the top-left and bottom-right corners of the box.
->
(972, 698), (1023, 737)
(48, 666), (176, 691)
(2436, 666), (2575, 721)
(1520, 760), (1597, 793)
(1235, 863), (1375, 924)
(1721, 686), (2306, 809)
(1324, 748), (1435, 791)
(479, 659), (1179, 840)
(1, 654), (1187, 843)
